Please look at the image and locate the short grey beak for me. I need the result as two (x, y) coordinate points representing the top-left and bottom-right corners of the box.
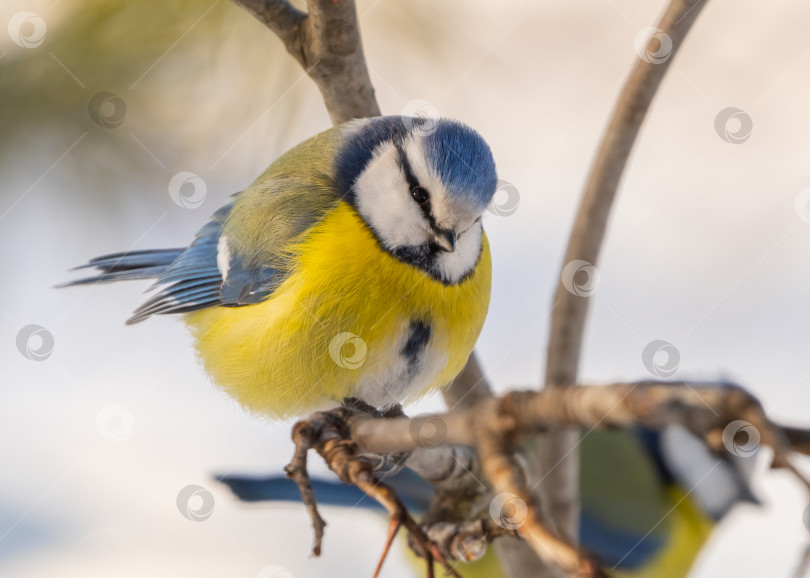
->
(431, 229), (456, 253)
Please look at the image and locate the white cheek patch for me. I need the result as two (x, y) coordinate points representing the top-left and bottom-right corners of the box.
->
(353, 143), (429, 249)
(353, 137), (486, 284)
(217, 235), (231, 282)
(436, 220), (483, 283)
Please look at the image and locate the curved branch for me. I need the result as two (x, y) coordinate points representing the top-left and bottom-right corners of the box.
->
(540, 0), (709, 541)
(232, 0), (380, 123)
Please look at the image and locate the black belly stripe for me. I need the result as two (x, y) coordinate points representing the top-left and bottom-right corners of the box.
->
(402, 320), (431, 381)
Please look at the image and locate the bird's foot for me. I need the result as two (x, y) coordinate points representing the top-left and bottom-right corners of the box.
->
(342, 398), (411, 476)
(341, 397), (405, 419)
(342, 396), (384, 417)
(285, 405), (460, 578)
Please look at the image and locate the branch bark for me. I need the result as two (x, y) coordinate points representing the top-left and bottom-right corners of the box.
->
(351, 382), (793, 455)
(442, 352), (493, 410)
(289, 381), (809, 577)
(443, 354), (556, 578)
(232, 0), (380, 124)
(539, 0), (709, 550)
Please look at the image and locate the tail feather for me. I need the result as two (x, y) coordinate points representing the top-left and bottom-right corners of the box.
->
(59, 199), (235, 322)
(56, 266), (174, 287)
(216, 468), (435, 514)
(79, 249), (184, 272)
(58, 249), (184, 288)
(216, 475), (384, 509)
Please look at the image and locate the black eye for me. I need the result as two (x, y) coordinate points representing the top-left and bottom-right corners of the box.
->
(410, 186), (429, 205)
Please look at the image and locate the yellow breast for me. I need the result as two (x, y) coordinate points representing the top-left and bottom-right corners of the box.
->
(184, 202), (491, 419)
(609, 486), (713, 578)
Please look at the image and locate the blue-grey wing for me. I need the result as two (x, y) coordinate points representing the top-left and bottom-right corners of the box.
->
(126, 195), (290, 324)
(63, 183), (337, 324)
(61, 196), (263, 324)
(125, 200), (233, 324)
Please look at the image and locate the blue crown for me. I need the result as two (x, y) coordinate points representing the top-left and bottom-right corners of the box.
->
(423, 120), (497, 210)
(336, 116), (497, 207)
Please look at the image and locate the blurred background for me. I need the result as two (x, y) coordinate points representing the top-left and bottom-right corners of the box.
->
(2, 0), (810, 576)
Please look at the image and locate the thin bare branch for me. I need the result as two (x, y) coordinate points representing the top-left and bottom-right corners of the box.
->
(284, 381), (809, 577)
(781, 424), (810, 456)
(231, 0), (380, 123)
(443, 358), (552, 578)
(540, 0), (710, 545)
(350, 383), (793, 453)
(443, 352), (494, 410)
(284, 420), (327, 555)
(364, 416), (810, 497)
(406, 444), (484, 491)
(231, 0), (305, 47)
(792, 542), (810, 578)
(284, 407), (461, 577)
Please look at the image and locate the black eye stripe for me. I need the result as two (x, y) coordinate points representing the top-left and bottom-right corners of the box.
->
(394, 141), (436, 222)
(394, 141), (421, 191)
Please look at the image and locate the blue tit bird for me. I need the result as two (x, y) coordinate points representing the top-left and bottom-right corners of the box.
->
(61, 116), (498, 418)
(219, 424), (757, 578)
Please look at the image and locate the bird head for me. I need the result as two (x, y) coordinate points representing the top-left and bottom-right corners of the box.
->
(336, 116), (498, 284)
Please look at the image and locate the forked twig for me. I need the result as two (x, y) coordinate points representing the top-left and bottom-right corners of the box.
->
(284, 408), (461, 578)
(284, 421), (326, 555)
